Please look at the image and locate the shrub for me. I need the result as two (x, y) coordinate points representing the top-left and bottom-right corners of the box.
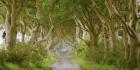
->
(74, 40), (129, 70)
(0, 43), (55, 70)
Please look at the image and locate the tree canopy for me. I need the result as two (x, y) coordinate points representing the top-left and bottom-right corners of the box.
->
(0, 0), (140, 70)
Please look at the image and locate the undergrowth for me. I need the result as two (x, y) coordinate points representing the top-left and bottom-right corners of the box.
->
(0, 43), (56, 70)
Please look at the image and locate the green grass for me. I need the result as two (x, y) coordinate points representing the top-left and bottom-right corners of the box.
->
(0, 43), (57, 70)
(0, 56), (57, 70)
(74, 57), (120, 70)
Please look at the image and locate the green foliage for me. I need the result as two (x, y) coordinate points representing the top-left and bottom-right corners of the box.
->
(6, 43), (31, 66)
(75, 57), (119, 70)
(31, 45), (48, 68)
(74, 40), (139, 70)
(0, 5), (5, 24)
(0, 0), (140, 70)
(0, 63), (20, 70)
(0, 43), (56, 70)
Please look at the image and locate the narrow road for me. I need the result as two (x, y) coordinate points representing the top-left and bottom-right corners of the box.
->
(51, 49), (81, 70)
(51, 56), (81, 70)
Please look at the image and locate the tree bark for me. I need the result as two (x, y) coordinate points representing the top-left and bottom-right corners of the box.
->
(21, 24), (26, 43)
(123, 30), (130, 59)
(5, 0), (17, 50)
(128, 37), (138, 68)
(88, 33), (98, 48)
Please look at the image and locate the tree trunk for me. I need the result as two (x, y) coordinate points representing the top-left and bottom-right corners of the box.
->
(123, 31), (130, 59)
(88, 33), (98, 48)
(5, 0), (17, 50)
(21, 24), (26, 43)
(30, 26), (39, 45)
(128, 37), (138, 68)
(5, 9), (11, 49)
(109, 21), (116, 52)
(105, 26), (116, 52)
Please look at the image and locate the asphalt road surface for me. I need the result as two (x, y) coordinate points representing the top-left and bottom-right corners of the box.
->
(51, 53), (81, 70)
